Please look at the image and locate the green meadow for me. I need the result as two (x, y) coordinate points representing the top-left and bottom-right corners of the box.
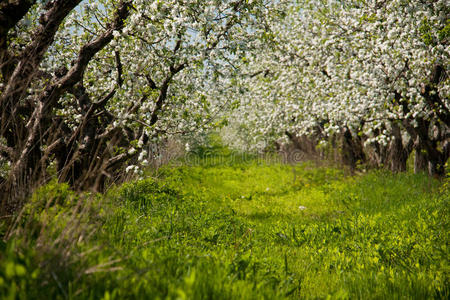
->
(1, 150), (448, 299)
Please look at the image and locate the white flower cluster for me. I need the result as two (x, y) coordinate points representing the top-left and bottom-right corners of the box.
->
(32, 0), (267, 171)
(11, 0), (447, 169)
(224, 0), (449, 151)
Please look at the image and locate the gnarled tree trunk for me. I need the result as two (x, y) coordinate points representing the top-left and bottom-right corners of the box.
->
(341, 126), (366, 173)
(387, 122), (412, 173)
(0, 1), (134, 214)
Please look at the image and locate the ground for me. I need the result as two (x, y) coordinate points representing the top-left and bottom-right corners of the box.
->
(0, 153), (449, 299)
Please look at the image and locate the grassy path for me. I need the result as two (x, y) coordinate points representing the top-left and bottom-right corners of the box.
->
(1, 160), (449, 299)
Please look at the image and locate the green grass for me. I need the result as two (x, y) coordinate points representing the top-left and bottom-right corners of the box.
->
(1, 155), (448, 299)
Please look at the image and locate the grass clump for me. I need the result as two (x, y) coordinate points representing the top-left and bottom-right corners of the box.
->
(0, 154), (448, 299)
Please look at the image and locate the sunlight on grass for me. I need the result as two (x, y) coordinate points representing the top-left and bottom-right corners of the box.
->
(1, 151), (448, 299)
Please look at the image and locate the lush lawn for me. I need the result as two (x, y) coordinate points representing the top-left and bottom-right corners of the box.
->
(1, 157), (448, 299)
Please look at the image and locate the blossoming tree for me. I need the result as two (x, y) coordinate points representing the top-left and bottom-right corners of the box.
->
(230, 0), (449, 174)
(0, 0), (264, 211)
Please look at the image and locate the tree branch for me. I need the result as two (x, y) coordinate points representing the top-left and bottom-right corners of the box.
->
(149, 63), (186, 126)
(1, 0), (82, 108)
(0, 0), (36, 79)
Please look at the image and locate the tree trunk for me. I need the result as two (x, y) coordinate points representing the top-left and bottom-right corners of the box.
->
(388, 122), (409, 172)
(404, 118), (448, 177)
(0, 1), (133, 214)
(414, 148), (428, 174)
(341, 126), (366, 172)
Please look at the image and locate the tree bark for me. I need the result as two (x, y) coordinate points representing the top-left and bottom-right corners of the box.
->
(0, 1), (133, 213)
(387, 122), (410, 172)
(341, 127), (365, 172)
(0, 0), (37, 80)
(1, 0), (82, 111)
(414, 148), (428, 174)
(403, 118), (448, 177)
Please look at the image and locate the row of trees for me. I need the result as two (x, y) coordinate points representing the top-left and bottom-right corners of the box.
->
(226, 0), (449, 175)
(0, 0), (265, 212)
(0, 0), (448, 212)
